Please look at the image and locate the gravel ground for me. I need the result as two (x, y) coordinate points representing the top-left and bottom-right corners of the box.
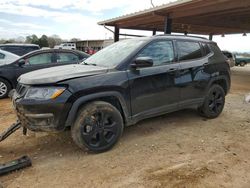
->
(1, 66), (250, 188)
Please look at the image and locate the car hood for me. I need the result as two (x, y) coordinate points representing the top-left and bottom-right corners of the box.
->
(18, 64), (108, 85)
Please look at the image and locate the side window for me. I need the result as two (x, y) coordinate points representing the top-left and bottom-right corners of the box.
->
(202, 43), (211, 56)
(136, 40), (175, 66)
(56, 53), (79, 63)
(27, 53), (53, 65)
(0, 53), (5, 59)
(177, 41), (202, 61)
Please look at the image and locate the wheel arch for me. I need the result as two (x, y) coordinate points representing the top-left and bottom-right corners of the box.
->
(0, 76), (13, 89)
(208, 76), (230, 95)
(65, 91), (130, 127)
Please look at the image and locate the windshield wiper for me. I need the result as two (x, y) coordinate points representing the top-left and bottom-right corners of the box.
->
(82, 62), (97, 66)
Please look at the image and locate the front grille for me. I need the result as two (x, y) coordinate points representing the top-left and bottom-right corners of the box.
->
(16, 83), (29, 97)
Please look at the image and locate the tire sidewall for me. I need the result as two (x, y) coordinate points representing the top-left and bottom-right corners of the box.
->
(201, 85), (225, 118)
(71, 101), (124, 153)
(0, 78), (11, 99)
(240, 62), (245, 67)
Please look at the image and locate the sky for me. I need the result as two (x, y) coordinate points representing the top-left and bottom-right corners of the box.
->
(0, 0), (250, 52)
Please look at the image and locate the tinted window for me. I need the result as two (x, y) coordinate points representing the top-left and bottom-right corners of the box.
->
(223, 52), (233, 58)
(27, 53), (53, 65)
(0, 53), (5, 59)
(202, 43), (211, 56)
(136, 40), (174, 66)
(177, 41), (202, 61)
(56, 53), (79, 63)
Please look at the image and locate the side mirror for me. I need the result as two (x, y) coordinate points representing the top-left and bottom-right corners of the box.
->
(131, 57), (153, 69)
(18, 59), (25, 67)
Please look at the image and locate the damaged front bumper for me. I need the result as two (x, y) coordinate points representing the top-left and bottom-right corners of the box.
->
(12, 89), (73, 132)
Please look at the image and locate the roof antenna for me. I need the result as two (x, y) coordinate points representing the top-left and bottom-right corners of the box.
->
(151, 0), (155, 7)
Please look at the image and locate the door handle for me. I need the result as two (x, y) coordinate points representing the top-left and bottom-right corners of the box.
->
(168, 68), (177, 72)
(203, 63), (209, 66)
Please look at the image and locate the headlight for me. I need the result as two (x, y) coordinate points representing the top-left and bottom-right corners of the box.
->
(24, 87), (66, 100)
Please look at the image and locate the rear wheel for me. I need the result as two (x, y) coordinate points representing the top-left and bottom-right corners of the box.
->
(240, 61), (246, 67)
(198, 84), (225, 119)
(71, 101), (124, 153)
(0, 78), (11, 99)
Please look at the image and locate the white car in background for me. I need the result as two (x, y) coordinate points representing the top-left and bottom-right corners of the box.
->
(54, 43), (76, 50)
(0, 49), (20, 65)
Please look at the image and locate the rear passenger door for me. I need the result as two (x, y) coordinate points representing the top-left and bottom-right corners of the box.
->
(55, 52), (80, 65)
(177, 40), (213, 105)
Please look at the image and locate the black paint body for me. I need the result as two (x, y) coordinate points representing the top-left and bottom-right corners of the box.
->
(13, 35), (230, 132)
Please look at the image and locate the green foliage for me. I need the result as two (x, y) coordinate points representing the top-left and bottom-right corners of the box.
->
(24, 34), (62, 48)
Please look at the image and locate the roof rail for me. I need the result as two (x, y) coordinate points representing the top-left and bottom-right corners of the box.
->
(153, 34), (208, 40)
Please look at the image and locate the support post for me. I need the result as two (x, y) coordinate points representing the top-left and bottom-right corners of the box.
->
(152, 29), (156, 36)
(209, 34), (213, 40)
(164, 16), (172, 34)
(114, 26), (120, 42)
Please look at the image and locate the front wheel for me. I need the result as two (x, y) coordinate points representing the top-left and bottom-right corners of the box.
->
(0, 78), (11, 99)
(71, 101), (124, 153)
(198, 84), (225, 119)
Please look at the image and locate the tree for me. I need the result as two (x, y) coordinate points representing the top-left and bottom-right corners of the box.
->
(47, 35), (62, 48)
(70, 38), (80, 42)
(25, 34), (39, 45)
(38, 35), (49, 47)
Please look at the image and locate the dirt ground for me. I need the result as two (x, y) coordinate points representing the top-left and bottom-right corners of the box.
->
(1, 66), (250, 188)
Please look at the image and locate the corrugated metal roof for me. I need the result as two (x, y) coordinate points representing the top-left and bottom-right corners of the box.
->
(98, 0), (192, 25)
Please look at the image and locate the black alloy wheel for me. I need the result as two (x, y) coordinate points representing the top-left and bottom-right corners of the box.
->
(198, 84), (225, 119)
(71, 101), (124, 153)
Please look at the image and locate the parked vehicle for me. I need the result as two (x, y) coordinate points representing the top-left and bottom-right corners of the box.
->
(0, 49), (89, 98)
(235, 55), (250, 66)
(222, 51), (235, 67)
(0, 44), (40, 56)
(12, 35), (230, 152)
(54, 43), (76, 50)
(0, 49), (20, 65)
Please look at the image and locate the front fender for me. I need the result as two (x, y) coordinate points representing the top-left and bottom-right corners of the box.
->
(65, 91), (130, 127)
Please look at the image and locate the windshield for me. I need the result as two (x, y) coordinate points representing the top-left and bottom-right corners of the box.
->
(82, 39), (147, 68)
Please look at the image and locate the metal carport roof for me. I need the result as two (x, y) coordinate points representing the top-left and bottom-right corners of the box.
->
(98, 0), (250, 36)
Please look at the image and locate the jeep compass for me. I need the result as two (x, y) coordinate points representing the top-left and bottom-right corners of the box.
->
(12, 35), (230, 152)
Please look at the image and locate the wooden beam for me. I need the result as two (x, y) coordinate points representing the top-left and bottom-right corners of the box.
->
(164, 16), (172, 34)
(114, 26), (120, 42)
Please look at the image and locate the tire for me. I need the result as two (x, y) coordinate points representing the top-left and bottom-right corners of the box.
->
(0, 78), (11, 99)
(198, 84), (225, 119)
(240, 61), (246, 67)
(71, 101), (124, 153)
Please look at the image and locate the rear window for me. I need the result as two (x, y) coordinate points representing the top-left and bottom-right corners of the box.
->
(223, 52), (233, 58)
(177, 41), (202, 61)
(0, 53), (5, 59)
(202, 43), (212, 56)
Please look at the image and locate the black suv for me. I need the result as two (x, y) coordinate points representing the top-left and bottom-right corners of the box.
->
(12, 35), (230, 152)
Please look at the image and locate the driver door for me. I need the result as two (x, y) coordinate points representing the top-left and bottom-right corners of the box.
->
(127, 40), (181, 120)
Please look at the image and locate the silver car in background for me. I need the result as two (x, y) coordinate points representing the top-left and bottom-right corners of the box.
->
(0, 49), (20, 65)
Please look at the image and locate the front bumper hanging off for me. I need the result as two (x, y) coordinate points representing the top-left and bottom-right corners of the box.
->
(0, 121), (25, 142)
(0, 122), (31, 176)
